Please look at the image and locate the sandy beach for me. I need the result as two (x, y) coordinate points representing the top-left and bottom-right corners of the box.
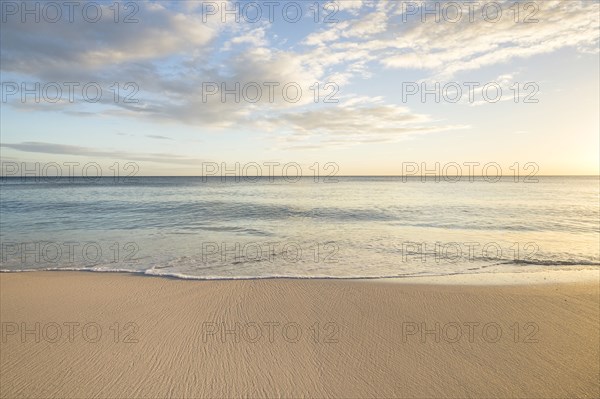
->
(1, 271), (598, 398)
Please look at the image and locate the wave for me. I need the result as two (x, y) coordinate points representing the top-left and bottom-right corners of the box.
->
(498, 259), (600, 267)
(1, 262), (598, 281)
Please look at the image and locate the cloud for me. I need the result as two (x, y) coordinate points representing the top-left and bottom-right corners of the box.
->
(1, 142), (202, 165)
(306, 0), (599, 78)
(0, 3), (219, 77)
(225, 25), (269, 48)
(337, 0), (370, 15)
(258, 101), (469, 148)
(146, 135), (174, 140)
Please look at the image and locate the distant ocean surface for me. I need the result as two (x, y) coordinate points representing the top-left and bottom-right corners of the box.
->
(1, 176), (598, 279)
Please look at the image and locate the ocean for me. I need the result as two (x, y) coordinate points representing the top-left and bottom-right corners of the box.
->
(1, 176), (598, 279)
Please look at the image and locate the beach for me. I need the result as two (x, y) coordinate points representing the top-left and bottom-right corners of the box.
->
(1, 271), (598, 398)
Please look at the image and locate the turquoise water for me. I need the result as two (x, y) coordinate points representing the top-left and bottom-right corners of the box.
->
(1, 176), (598, 279)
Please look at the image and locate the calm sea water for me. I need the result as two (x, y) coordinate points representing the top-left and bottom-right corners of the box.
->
(1, 176), (598, 279)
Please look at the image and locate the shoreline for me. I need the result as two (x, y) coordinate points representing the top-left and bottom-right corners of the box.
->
(0, 267), (598, 285)
(2, 271), (599, 398)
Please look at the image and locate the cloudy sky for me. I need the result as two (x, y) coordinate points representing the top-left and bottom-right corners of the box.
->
(1, 0), (599, 175)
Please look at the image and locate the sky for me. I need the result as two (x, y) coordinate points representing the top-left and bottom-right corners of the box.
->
(1, 0), (599, 176)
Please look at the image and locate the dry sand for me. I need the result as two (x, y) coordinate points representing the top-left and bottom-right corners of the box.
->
(1, 271), (598, 398)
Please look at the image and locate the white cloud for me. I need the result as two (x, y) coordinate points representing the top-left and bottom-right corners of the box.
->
(257, 101), (469, 148)
(1, 3), (221, 75)
(305, 0), (599, 79)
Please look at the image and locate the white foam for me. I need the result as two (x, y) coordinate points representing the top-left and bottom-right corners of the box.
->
(381, 269), (600, 285)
